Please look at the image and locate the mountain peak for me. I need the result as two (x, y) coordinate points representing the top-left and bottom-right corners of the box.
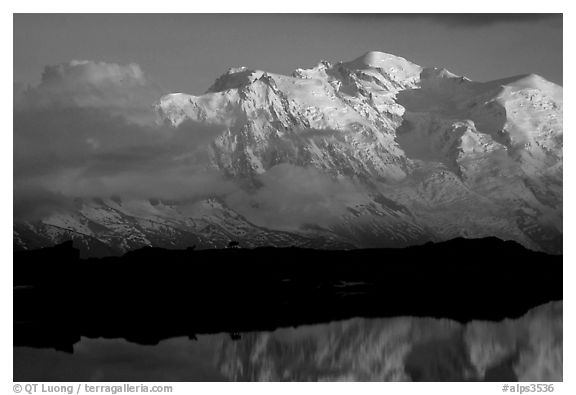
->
(340, 51), (422, 83)
(420, 67), (462, 80)
(354, 51), (403, 65)
(344, 51), (418, 69)
(14, 52), (563, 253)
(501, 74), (561, 96)
(482, 73), (563, 104)
(207, 67), (265, 93)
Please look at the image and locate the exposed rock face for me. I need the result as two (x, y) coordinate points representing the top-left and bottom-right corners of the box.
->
(15, 52), (563, 255)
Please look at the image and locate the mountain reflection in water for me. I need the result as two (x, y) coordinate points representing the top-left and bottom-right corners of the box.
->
(14, 302), (561, 382)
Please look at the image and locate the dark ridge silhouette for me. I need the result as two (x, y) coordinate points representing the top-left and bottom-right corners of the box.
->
(13, 237), (562, 352)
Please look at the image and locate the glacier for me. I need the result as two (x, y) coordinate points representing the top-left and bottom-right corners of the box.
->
(14, 51), (563, 255)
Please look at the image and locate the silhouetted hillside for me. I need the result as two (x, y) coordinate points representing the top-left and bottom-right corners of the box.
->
(14, 237), (562, 352)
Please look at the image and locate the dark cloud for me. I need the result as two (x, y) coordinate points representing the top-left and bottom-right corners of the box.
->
(14, 59), (372, 229)
(15, 60), (165, 124)
(13, 60), (238, 220)
(13, 107), (234, 204)
(225, 163), (369, 230)
(13, 185), (76, 221)
(325, 14), (562, 28)
(430, 14), (562, 28)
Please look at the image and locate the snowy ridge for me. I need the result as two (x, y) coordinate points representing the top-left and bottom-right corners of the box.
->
(15, 51), (563, 255)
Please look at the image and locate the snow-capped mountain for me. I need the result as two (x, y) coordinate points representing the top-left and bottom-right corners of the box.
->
(14, 51), (562, 256)
(14, 198), (351, 257)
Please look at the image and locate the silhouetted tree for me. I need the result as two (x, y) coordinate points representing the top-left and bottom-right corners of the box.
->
(227, 241), (240, 249)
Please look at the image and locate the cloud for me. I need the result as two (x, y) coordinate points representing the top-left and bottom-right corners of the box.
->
(15, 60), (164, 124)
(13, 185), (76, 221)
(225, 164), (368, 230)
(13, 59), (368, 230)
(14, 107), (224, 179)
(430, 14), (562, 28)
(13, 60), (235, 220)
(325, 14), (562, 28)
(13, 107), (232, 214)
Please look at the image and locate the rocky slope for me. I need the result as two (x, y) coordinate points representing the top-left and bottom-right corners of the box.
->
(14, 51), (563, 255)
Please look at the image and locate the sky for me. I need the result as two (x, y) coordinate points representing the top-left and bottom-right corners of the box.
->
(14, 14), (563, 95)
(12, 13), (563, 228)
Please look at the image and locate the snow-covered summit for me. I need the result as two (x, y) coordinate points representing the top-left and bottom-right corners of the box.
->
(151, 51), (563, 253)
(342, 51), (422, 77)
(207, 67), (266, 93)
(17, 51), (563, 255)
